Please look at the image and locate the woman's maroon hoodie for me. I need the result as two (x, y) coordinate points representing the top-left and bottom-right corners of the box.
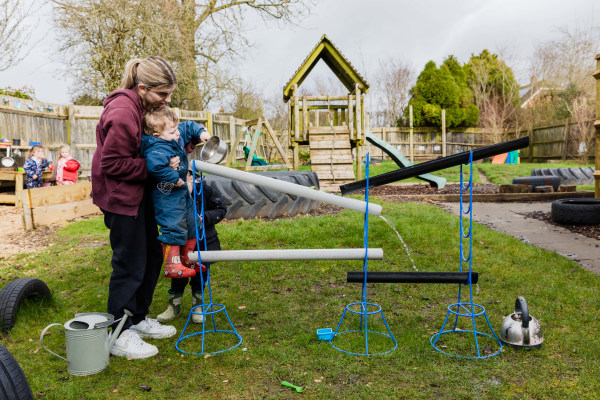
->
(91, 88), (148, 217)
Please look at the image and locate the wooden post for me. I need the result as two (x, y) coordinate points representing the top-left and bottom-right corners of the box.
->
(348, 94), (354, 139)
(206, 112), (213, 136)
(292, 142), (299, 171)
(409, 105), (414, 162)
(293, 84), (300, 142)
(15, 172), (23, 208)
(302, 96), (308, 140)
(528, 125), (534, 163)
(315, 109), (320, 127)
(67, 104), (74, 148)
(593, 54), (600, 198)
(356, 142), (362, 181)
(441, 109), (446, 157)
(229, 115), (236, 154)
(355, 84), (362, 142)
(562, 118), (570, 161)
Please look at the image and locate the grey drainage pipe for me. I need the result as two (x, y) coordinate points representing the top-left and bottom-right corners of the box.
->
(188, 248), (384, 263)
(190, 160), (382, 216)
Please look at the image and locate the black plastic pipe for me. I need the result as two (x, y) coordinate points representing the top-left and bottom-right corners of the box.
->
(340, 136), (530, 195)
(347, 271), (479, 284)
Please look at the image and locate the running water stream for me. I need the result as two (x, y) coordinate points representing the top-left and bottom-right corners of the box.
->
(378, 215), (418, 271)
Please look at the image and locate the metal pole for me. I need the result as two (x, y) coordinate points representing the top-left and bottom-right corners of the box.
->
(189, 248), (384, 263)
(191, 160), (383, 216)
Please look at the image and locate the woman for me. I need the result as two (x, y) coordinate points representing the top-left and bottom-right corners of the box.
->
(91, 56), (209, 359)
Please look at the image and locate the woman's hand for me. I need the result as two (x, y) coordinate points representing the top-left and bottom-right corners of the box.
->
(33, 174), (38, 180)
(175, 178), (185, 187)
(169, 156), (180, 170)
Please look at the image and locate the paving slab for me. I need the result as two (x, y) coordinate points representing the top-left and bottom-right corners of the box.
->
(439, 202), (600, 275)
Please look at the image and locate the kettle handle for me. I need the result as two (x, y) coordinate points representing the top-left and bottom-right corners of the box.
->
(515, 296), (530, 329)
(40, 323), (67, 362)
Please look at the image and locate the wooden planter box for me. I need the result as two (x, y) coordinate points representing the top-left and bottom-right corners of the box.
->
(21, 182), (100, 230)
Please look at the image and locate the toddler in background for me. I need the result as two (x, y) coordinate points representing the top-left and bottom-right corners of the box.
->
(54, 145), (80, 185)
(23, 145), (51, 189)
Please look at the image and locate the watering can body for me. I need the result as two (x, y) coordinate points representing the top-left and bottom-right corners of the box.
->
(40, 310), (132, 376)
(500, 297), (544, 349)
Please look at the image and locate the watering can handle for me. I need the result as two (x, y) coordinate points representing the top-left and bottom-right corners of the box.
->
(515, 296), (530, 329)
(40, 323), (67, 362)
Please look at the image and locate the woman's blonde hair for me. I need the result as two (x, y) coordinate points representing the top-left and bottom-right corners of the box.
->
(120, 56), (177, 90)
(143, 106), (179, 136)
(58, 144), (71, 157)
(27, 145), (44, 159)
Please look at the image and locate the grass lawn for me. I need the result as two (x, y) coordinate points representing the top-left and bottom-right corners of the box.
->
(1, 199), (599, 399)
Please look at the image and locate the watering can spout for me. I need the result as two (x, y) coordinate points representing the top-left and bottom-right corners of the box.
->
(108, 309), (133, 350)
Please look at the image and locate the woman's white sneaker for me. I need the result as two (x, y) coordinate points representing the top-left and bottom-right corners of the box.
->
(110, 329), (158, 359)
(130, 318), (177, 339)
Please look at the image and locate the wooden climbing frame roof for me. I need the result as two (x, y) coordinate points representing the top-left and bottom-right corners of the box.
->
(282, 34), (369, 102)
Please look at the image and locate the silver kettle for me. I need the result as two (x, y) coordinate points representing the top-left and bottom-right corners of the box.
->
(500, 296), (544, 349)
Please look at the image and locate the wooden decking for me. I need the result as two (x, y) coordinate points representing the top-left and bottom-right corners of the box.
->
(308, 126), (355, 192)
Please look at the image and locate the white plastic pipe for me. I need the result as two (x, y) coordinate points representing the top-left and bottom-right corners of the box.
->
(191, 160), (382, 216)
(188, 248), (384, 263)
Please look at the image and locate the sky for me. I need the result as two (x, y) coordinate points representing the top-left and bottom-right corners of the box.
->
(1, 0), (599, 110)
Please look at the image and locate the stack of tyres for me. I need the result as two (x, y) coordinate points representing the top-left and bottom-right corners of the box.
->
(512, 176), (561, 192)
(531, 167), (595, 186)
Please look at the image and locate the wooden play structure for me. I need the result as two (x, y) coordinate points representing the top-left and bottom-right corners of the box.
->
(225, 117), (291, 171)
(283, 35), (369, 191)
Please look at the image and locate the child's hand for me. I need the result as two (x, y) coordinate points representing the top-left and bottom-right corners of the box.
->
(187, 173), (193, 194)
(169, 156), (180, 170)
(175, 178), (185, 187)
(200, 131), (211, 143)
(33, 174), (38, 179)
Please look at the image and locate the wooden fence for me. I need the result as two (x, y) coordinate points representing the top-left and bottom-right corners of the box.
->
(0, 93), (595, 177)
(0, 95), (248, 175)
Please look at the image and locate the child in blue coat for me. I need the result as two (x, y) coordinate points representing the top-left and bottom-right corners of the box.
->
(23, 145), (51, 188)
(141, 106), (210, 279)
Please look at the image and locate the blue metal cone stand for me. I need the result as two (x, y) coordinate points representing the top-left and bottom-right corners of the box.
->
(175, 161), (242, 355)
(330, 154), (397, 356)
(430, 152), (502, 359)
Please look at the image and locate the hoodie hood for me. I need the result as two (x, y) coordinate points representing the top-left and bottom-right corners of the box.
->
(103, 87), (143, 113)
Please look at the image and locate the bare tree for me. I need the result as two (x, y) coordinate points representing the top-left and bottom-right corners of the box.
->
(375, 57), (415, 126)
(52, 0), (311, 109)
(0, 0), (35, 71)
(568, 95), (595, 163)
(530, 25), (600, 97)
(52, 0), (184, 103)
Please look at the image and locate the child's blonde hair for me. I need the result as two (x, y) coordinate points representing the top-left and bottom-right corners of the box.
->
(143, 106), (179, 136)
(58, 144), (71, 157)
(27, 145), (44, 159)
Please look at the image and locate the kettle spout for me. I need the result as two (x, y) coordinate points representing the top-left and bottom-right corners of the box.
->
(107, 309), (134, 350)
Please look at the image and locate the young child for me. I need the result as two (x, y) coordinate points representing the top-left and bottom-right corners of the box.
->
(54, 145), (81, 185)
(141, 106), (210, 279)
(157, 175), (227, 323)
(23, 145), (51, 189)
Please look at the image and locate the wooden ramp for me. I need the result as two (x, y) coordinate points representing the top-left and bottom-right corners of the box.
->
(308, 126), (355, 192)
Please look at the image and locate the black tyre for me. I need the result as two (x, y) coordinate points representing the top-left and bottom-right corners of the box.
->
(0, 279), (51, 334)
(203, 171), (321, 219)
(0, 344), (34, 400)
(512, 176), (560, 191)
(532, 167), (595, 185)
(551, 198), (600, 225)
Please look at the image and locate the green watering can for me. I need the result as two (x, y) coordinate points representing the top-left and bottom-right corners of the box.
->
(40, 310), (132, 376)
